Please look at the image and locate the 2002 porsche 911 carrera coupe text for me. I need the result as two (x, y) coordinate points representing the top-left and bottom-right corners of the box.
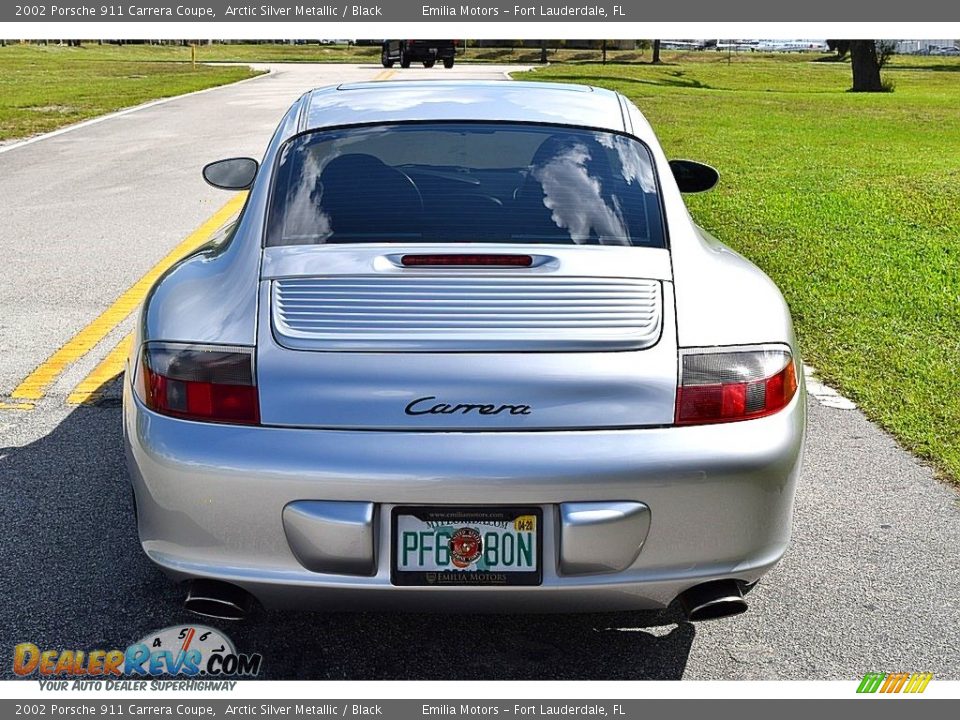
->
(123, 81), (805, 622)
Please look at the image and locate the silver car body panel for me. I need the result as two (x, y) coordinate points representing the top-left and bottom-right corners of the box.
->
(262, 243), (672, 280)
(305, 81), (630, 135)
(558, 502), (652, 576)
(125, 381), (804, 612)
(257, 241), (678, 430)
(271, 274), (663, 353)
(257, 279), (677, 430)
(126, 81), (806, 611)
(266, 244), (669, 353)
(282, 501), (378, 577)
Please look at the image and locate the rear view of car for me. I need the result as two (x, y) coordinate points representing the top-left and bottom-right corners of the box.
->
(382, 40), (457, 68)
(124, 82), (805, 622)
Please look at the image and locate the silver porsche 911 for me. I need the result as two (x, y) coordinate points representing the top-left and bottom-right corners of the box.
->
(124, 80), (805, 622)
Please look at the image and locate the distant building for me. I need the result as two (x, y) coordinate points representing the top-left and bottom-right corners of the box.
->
(894, 39), (959, 53)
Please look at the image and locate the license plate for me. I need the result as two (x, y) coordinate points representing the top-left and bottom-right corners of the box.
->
(391, 506), (542, 586)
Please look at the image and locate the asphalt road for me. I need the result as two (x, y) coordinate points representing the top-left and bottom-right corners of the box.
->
(1, 63), (958, 681)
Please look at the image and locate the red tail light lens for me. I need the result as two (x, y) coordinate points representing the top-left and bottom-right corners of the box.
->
(135, 342), (259, 425)
(401, 254), (533, 267)
(675, 346), (798, 426)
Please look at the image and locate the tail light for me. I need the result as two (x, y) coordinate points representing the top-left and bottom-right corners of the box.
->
(675, 345), (798, 426)
(401, 254), (533, 267)
(135, 342), (259, 425)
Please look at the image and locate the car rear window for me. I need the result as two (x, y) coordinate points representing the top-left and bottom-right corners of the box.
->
(266, 122), (665, 248)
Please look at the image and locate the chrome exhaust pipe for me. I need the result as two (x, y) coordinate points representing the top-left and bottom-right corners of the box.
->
(184, 579), (255, 621)
(677, 580), (748, 622)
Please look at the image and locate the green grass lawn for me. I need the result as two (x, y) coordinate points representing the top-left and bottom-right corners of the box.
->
(518, 54), (960, 482)
(0, 44), (260, 141)
(0, 42), (657, 67)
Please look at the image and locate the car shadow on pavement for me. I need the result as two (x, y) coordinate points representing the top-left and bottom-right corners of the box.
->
(237, 608), (694, 679)
(0, 390), (695, 680)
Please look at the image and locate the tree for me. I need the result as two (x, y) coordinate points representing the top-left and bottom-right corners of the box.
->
(826, 39), (850, 58)
(651, 39), (662, 64)
(827, 39), (893, 92)
(850, 40), (885, 91)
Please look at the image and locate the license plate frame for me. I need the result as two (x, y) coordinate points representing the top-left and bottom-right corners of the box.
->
(391, 506), (543, 587)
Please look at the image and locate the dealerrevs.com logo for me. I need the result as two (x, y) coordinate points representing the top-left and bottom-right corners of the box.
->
(14, 625), (262, 687)
(857, 672), (933, 694)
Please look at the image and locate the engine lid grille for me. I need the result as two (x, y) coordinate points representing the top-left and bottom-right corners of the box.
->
(271, 275), (663, 352)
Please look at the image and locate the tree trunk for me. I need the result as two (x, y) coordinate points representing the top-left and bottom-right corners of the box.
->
(652, 40), (662, 64)
(539, 40), (547, 64)
(602, 39), (607, 65)
(850, 40), (883, 92)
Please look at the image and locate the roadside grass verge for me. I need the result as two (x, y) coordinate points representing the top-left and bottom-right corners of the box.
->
(0, 45), (260, 141)
(517, 57), (960, 483)
(6, 41), (907, 68)
(0, 42), (650, 66)
(0, 42), (382, 65)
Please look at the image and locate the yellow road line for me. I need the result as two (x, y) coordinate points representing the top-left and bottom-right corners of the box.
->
(0, 401), (34, 411)
(67, 332), (133, 406)
(372, 69), (397, 81)
(10, 193), (246, 402)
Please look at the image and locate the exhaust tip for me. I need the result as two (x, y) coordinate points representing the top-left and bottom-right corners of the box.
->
(184, 579), (256, 621)
(677, 580), (748, 622)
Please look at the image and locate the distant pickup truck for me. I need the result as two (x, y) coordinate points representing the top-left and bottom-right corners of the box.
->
(381, 40), (458, 68)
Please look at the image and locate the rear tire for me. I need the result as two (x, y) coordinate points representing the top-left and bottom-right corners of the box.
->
(443, 57), (455, 69)
(381, 52), (393, 68)
(423, 59), (435, 68)
(400, 51), (411, 69)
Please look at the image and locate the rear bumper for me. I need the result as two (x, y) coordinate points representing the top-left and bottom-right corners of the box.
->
(123, 382), (805, 612)
(406, 45), (456, 60)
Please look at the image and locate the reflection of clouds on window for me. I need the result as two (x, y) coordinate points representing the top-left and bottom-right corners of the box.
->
(283, 150), (334, 242)
(532, 143), (630, 246)
(267, 123), (665, 249)
(282, 131), (388, 243)
(597, 133), (656, 192)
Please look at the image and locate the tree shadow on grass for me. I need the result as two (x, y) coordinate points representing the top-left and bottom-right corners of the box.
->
(538, 72), (714, 90)
(0, 377), (695, 680)
(472, 49), (516, 61)
(885, 63), (960, 73)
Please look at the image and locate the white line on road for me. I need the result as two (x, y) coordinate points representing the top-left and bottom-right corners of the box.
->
(804, 365), (857, 410)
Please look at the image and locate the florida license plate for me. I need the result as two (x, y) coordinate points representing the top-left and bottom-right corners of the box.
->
(391, 506), (542, 586)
